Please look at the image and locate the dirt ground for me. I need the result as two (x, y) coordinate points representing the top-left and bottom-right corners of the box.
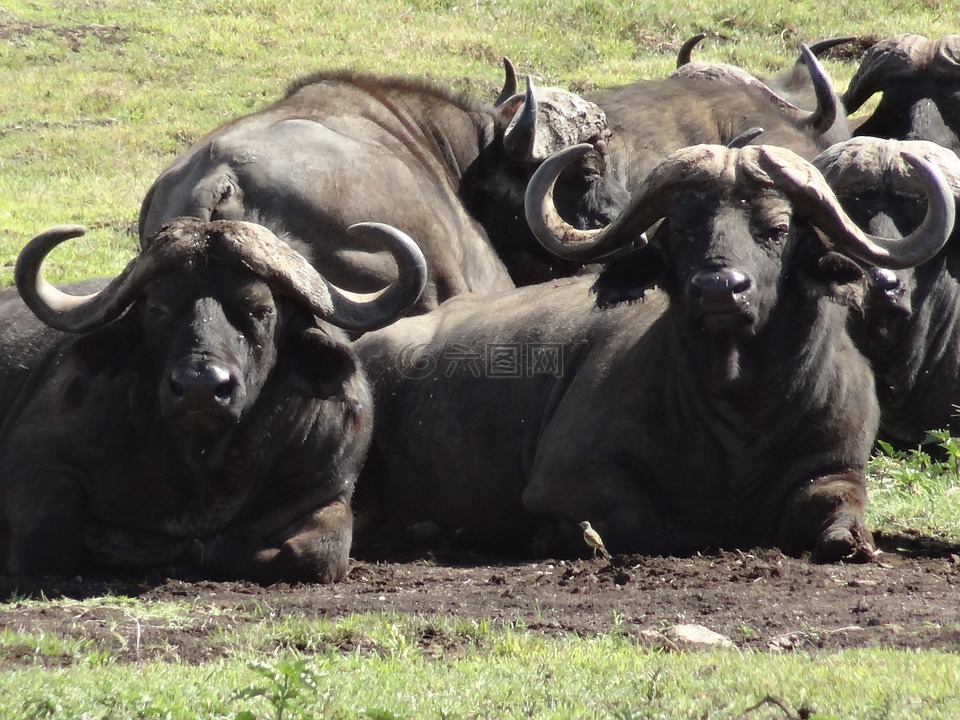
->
(3, 529), (960, 667)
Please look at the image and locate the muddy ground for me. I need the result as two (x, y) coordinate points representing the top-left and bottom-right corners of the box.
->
(2, 529), (960, 667)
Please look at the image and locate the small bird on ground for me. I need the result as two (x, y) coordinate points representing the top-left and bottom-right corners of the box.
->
(579, 520), (612, 560)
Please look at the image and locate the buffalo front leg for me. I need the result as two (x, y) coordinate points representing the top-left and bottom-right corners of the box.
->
(193, 497), (353, 584)
(1, 471), (85, 577)
(779, 470), (874, 562)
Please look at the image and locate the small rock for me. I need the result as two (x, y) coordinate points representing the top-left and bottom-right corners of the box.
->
(663, 623), (735, 648)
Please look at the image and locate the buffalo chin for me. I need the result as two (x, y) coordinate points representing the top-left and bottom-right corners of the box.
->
(697, 309), (757, 336)
(167, 420), (239, 473)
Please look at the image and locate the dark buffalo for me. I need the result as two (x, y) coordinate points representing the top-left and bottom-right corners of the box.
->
(844, 35), (960, 153)
(814, 137), (960, 449)
(0, 216), (426, 583)
(139, 64), (628, 294)
(353, 143), (953, 561)
(589, 43), (849, 193)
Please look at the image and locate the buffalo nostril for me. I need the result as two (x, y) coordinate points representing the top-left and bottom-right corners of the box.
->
(691, 268), (751, 296)
(214, 377), (234, 400)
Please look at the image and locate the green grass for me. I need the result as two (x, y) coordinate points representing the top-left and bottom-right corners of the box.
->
(868, 433), (960, 543)
(3, 612), (960, 719)
(5, 1), (960, 717)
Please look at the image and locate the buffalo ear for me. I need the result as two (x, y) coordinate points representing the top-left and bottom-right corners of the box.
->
(809, 251), (867, 310)
(591, 245), (665, 309)
(285, 327), (360, 399)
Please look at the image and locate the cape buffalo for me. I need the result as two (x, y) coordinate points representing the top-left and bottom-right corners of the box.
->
(844, 35), (960, 154)
(139, 63), (629, 295)
(0, 216), (426, 583)
(814, 137), (960, 449)
(353, 143), (953, 562)
(589, 43), (849, 194)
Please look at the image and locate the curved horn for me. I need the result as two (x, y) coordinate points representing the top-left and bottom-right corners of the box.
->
(806, 36), (858, 59)
(320, 223), (428, 332)
(525, 145), (614, 261)
(757, 146), (955, 269)
(677, 33), (707, 67)
(843, 35), (930, 114)
(503, 76), (537, 160)
(728, 126), (764, 148)
(205, 220), (427, 332)
(16, 225), (179, 333)
(17, 219), (428, 337)
(525, 144), (726, 263)
(796, 44), (840, 135)
(494, 57), (519, 107)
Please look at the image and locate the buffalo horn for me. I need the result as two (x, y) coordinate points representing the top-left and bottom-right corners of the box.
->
(525, 144), (729, 263)
(529, 143), (955, 270)
(728, 127), (764, 148)
(16, 224), (192, 333)
(806, 36), (858, 58)
(17, 218), (428, 335)
(494, 57), (519, 107)
(676, 33), (707, 67)
(757, 145), (955, 269)
(813, 137), (960, 204)
(200, 220), (428, 332)
(503, 76), (538, 160)
(796, 45), (839, 135)
(319, 222), (428, 332)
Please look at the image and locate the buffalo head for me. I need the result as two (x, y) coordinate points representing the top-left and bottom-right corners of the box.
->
(461, 62), (630, 284)
(844, 34), (960, 153)
(814, 137), (960, 446)
(814, 138), (960, 339)
(16, 217), (427, 471)
(527, 142), (954, 356)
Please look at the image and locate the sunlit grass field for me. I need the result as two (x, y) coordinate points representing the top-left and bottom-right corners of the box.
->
(3, 1), (960, 717)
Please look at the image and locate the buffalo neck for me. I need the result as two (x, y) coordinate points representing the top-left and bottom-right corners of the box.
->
(665, 286), (870, 439)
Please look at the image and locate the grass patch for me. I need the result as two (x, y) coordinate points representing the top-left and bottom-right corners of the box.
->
(868, 431), (960, 544)
(3, 621), (960, 718)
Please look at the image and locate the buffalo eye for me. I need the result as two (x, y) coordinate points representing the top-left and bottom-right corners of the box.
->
(762, 222), (789, 244)
(145, 301), (171, 321)
(249, 306), (274, 322)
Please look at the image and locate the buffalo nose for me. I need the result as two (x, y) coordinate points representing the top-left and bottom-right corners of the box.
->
(691, 268), (751, 298)
(168, 363), (237, 409)
(868, 267), (901, 293)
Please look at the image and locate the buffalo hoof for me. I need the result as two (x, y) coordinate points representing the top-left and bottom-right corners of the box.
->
(813, 511), (875, 563)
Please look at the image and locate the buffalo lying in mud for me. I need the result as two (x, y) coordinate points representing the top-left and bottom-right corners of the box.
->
(814, 137), (960, 449)
(844, 34), (960, 154)
(139, 63), (629, 295)
(589, 42), (850, 193)
(353, 143), (954, 562)
(0, 217), (426, 583)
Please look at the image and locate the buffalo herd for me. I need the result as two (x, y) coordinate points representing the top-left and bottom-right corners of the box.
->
(3, 33), (960, 583)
